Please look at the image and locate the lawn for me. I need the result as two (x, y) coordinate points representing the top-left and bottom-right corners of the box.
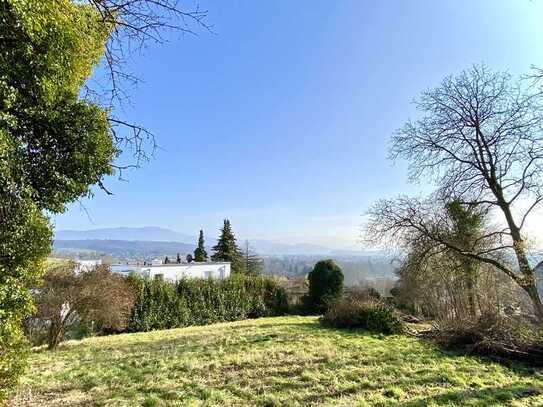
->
(12, 316), (543, 406)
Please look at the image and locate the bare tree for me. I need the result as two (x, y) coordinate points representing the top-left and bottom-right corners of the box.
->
(367, 198), (520, 317)
(379, 65), (543, 321)
(243, 240), (264, 276)
(34, 263), (135, 349)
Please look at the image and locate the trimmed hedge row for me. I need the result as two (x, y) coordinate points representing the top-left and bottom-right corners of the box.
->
(127, 274), (289, 332)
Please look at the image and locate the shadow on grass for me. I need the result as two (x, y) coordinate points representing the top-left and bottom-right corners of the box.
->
(398, 383), (541, 406)
(317, 322), (540, 379)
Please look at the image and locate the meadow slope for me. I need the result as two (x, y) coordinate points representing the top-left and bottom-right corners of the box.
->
(13, 316), (543, 406)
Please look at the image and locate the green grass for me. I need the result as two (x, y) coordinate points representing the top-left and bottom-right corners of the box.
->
(13, 316), (543, 406)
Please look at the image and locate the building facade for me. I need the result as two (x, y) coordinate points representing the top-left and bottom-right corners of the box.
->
(110, 262), (231, 282)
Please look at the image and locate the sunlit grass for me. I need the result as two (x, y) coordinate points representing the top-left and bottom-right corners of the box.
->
(13, 316), (543, 406)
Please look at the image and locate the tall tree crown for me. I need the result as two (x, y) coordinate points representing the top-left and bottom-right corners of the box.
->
(193, 229), (208, 262)
(211, 220), (244, 273)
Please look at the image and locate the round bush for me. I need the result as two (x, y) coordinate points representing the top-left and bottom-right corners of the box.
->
(305, 259), (344, 314)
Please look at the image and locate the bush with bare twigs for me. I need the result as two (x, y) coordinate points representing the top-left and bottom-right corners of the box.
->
(31, 263), (136, 349)
(321, 290), (404, 335)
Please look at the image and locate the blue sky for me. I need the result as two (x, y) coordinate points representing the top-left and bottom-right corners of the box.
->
(54, 0), (543, 249)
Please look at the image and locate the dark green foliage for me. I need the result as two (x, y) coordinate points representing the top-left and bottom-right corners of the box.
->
(321, 296), (404, 335)
(304, 260), (344, 314)
(193, 230), (208, 262)
(211, 220), (244, 273)
(126, 275), (289, 332)
(262, 278), (290, 315)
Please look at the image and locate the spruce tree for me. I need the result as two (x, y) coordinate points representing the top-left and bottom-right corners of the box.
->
(211, 219), (245, 273)
(193, 229), (208, 262)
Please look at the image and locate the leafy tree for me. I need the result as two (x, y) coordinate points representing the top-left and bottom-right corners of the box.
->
(305, 260), (344, 314)
(211, 220), (245, 274)
(194, 229), (208, 262)
(0, 0), (209, 399)
(0, 1), (113, 397)
(243, 240), (264, 276)
(34, 263), (135, 349)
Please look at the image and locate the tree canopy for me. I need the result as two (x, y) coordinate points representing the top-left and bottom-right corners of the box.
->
(211, 220), (245, 274)
(194, 230), (208, 262)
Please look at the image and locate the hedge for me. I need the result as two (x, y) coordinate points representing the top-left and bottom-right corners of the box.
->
(127, 274), (289, 332)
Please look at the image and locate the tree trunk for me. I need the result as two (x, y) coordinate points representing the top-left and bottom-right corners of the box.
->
(525, 282), (543, 322)
(48, 321), (63, 350)
(495, 194), (543, 324)
(466, 275), (477, 319)
(461, 259), (478, 319)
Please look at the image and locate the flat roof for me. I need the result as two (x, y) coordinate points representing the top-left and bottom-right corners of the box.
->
(110, 262), (230, 268)
(144, 262), (230, 267)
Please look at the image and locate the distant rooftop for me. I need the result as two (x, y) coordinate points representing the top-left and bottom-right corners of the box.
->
(127, 262), (231, 267)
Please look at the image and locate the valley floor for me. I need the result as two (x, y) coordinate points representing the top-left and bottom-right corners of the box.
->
(12, 316), (543, 406)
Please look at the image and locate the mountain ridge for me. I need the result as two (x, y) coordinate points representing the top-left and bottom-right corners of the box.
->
(54, 227), (370, 256)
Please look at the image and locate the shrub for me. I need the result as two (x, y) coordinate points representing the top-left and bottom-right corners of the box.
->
(304, 259), (344, 314)
(430, 312), (543, 364)
(321, 294), (404, 334)
(32, 263), (136, 349)
(127, 274), (289, 332)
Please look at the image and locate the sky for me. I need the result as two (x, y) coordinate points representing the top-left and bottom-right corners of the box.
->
(53, 0), (543, 250)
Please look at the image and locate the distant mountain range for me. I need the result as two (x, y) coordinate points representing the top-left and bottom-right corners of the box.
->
(53, 239), (195, 259)
(55, 227), (194, 243)
(53, 227), (372, 257)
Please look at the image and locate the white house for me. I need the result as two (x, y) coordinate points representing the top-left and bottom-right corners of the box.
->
(75, 259), (102, 272)
(110, 262), (231, 282)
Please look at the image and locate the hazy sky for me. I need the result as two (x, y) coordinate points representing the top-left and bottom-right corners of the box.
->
(53, 0), (543, 249)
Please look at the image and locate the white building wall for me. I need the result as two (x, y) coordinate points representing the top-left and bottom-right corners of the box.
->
(108, 262), (231, 281)
(143, 262), (231, 281)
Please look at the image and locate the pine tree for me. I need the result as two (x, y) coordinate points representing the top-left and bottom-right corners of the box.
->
(211, 219), (245, 273)
(243, 240), (263, 276)
(193, 229), (208, 262)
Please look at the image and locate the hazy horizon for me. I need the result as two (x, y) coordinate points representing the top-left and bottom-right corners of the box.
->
(52, 0), (543, 251)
